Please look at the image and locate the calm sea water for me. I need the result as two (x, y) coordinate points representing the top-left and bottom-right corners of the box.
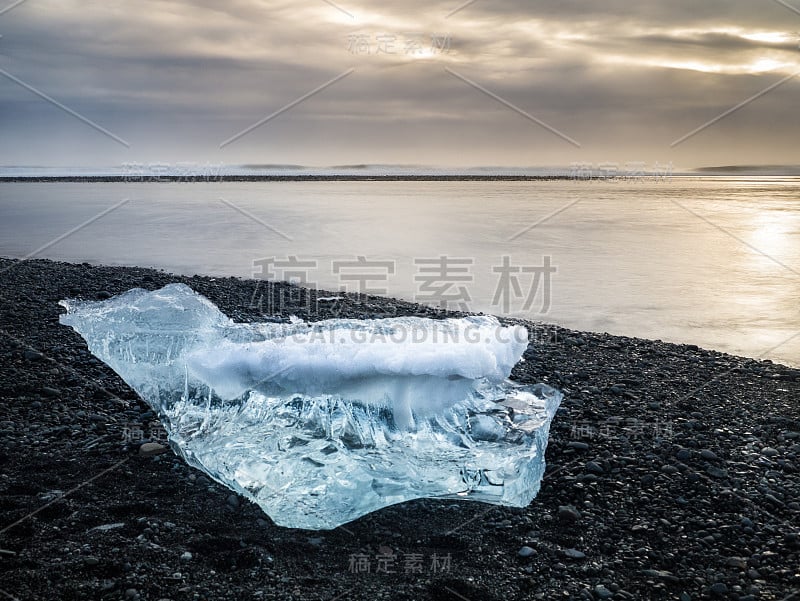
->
(1, 177), (799, 366)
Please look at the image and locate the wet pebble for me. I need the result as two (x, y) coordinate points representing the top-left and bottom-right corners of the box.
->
(558, 505), (581, 522)
(585, 461), (604, 474)
(709, 582), (728, 596)
(23, 349), (44, 361)
(139, 442), (167, 457)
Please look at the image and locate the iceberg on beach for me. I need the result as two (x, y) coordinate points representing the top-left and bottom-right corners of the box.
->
(60, 284), (562, 530)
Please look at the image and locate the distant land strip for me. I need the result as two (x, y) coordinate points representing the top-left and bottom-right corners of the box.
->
(0, 175), (574, 182)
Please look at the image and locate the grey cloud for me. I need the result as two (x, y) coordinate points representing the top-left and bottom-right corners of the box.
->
(0, 0), (798, 167)
(631, 32), (796, 51)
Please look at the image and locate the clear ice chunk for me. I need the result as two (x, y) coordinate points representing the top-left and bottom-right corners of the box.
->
(59, 284), (562, 530)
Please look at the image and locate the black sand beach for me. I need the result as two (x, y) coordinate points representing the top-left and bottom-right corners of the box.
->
(1, 257), (798, 600)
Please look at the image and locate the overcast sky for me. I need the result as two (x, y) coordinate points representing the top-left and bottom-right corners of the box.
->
(1, 0), (799, 168)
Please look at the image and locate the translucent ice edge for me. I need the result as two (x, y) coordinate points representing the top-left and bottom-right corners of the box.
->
(59, 283), (562, 529)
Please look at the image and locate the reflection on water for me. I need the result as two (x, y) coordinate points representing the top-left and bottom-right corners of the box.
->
(748, 210), (796, 263)
(1, 177), (798, 366)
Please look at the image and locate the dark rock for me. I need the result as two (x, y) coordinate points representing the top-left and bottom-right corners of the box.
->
(585, 461), (604, 474)
(558, 505), (581, 522)
(23, 349), (44, 361)
(641, 569), (680, 584)
(428, 578), (498, 601)
(139, 442), (167, 457)
(726, 557), (747, 569)
(709, 582), (728, 596)
(567, 441), (590, 451)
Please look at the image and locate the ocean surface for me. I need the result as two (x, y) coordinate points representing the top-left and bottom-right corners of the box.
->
(1, 176), (798, 366)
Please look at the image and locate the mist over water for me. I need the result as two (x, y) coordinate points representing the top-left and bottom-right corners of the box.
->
(1, 177), (798, 366)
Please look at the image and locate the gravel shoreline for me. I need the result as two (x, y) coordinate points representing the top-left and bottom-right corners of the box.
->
(1, 258), (798, 601)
